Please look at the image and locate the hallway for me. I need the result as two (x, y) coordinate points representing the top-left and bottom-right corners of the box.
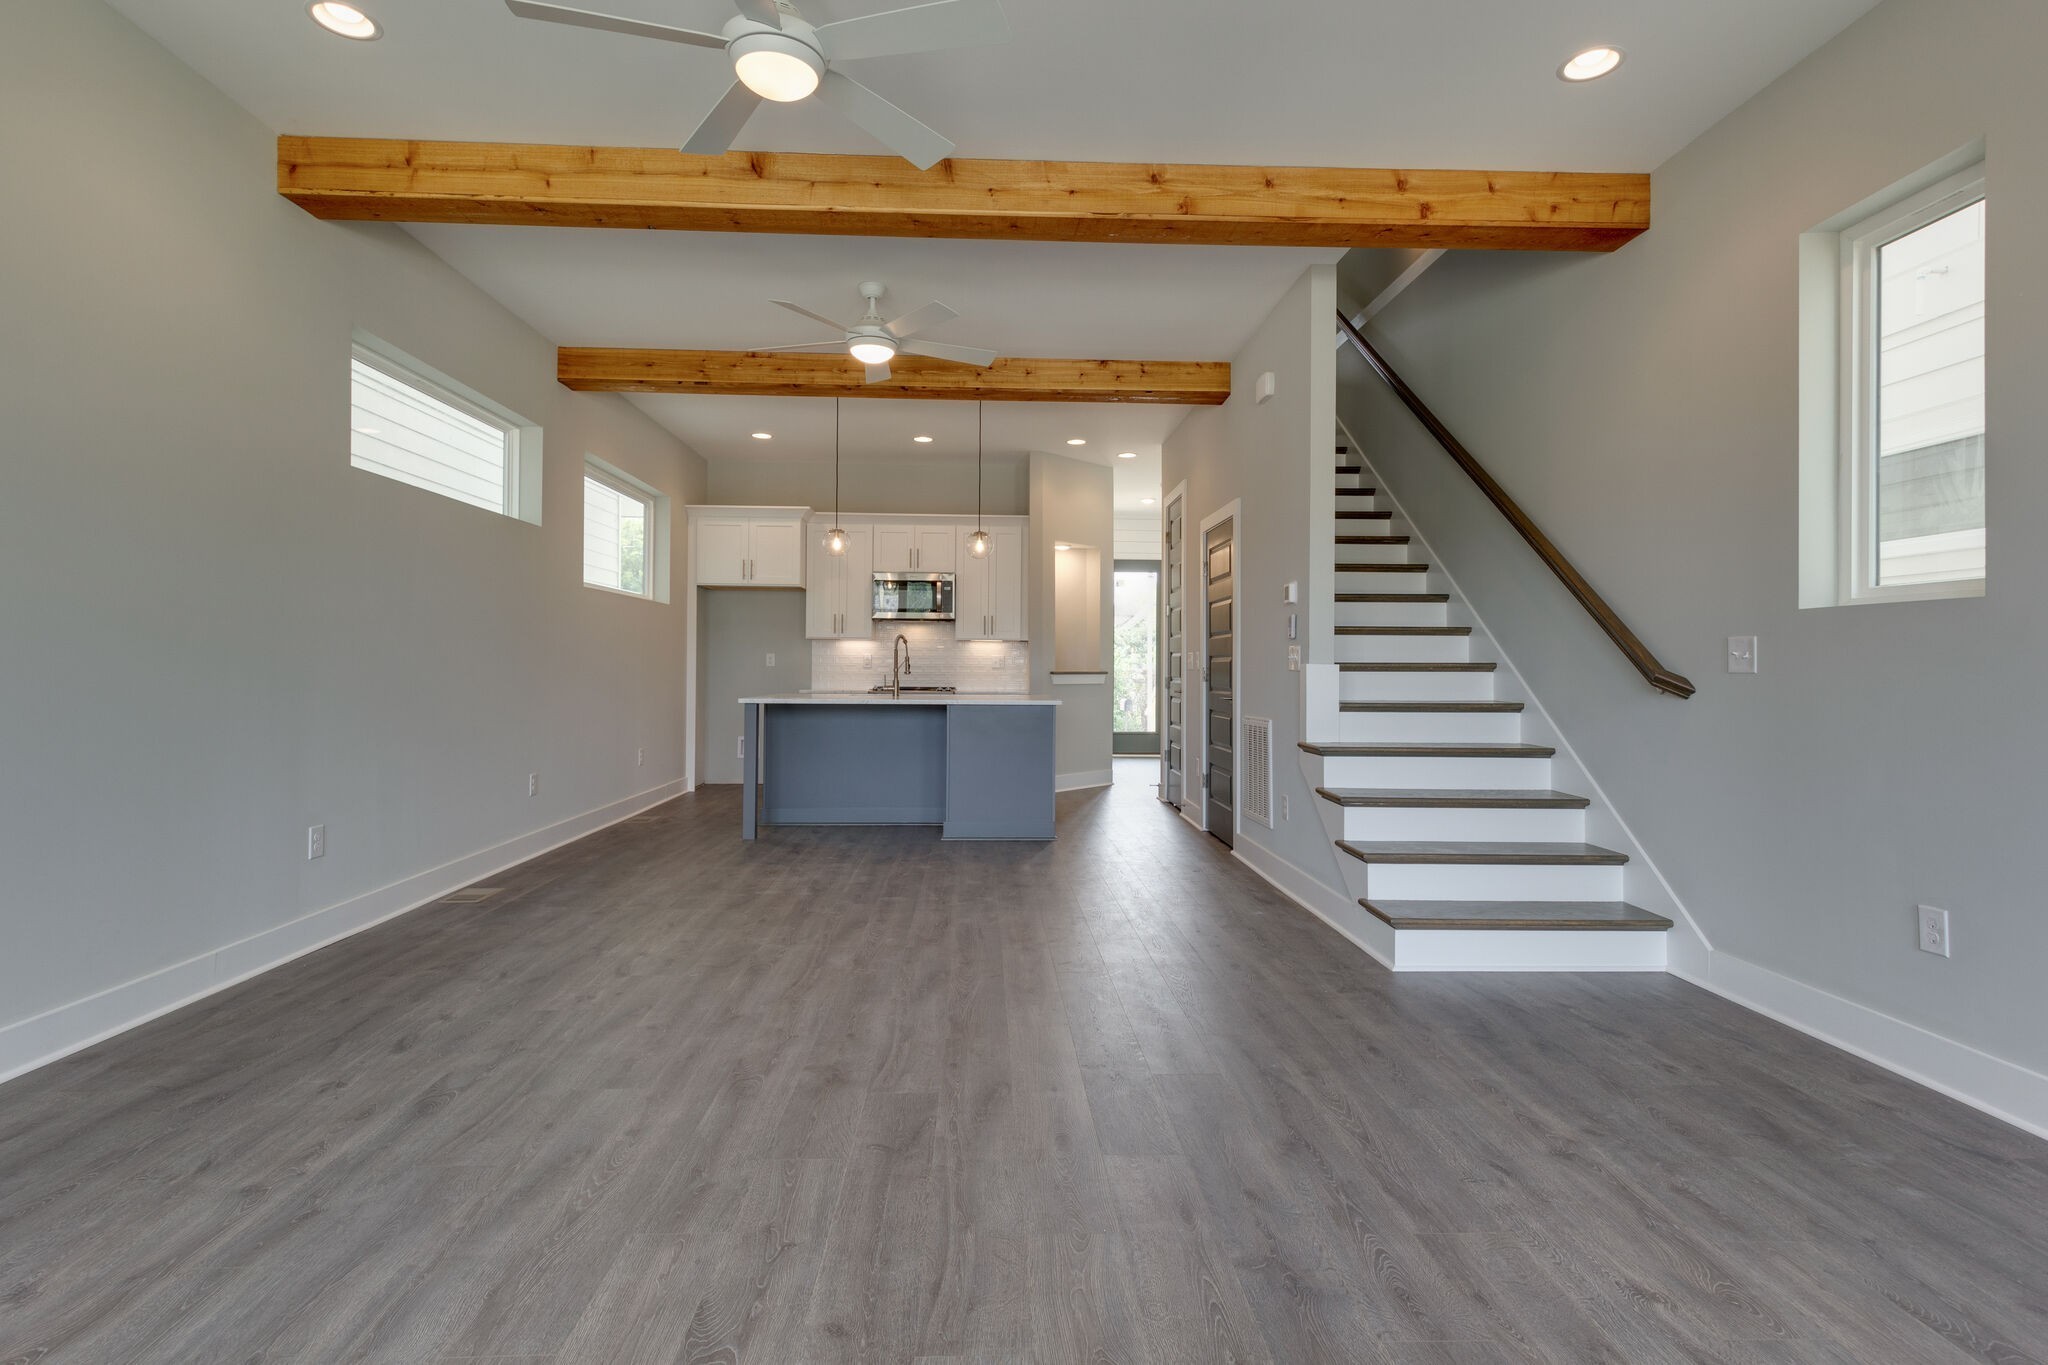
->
(2, 776), (2043, 1363)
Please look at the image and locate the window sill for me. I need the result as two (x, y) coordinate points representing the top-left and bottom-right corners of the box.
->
(1838, 578), (1985, 607)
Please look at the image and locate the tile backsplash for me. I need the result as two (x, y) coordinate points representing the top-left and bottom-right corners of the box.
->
(812, 622), (1031, 694)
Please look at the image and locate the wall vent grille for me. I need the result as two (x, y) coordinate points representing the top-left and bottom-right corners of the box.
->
(1243, 716), (1274, 828)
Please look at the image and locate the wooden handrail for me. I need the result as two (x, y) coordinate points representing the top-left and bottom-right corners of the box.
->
(1337, 310), (1695, 699)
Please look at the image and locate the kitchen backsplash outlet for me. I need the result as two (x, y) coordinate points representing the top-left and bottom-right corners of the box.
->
(813, 622), (1031, 694)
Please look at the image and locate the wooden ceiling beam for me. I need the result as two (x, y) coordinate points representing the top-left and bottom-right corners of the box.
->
(556, 349), (1231, 404)
(280, 137), (1650, 251)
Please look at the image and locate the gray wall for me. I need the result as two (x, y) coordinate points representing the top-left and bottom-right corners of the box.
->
(0, 1), (706, 1075)
(1164, 266), (1343, 880)
(1341, 0), (2048, 1077)
(698, 589), (812, 784)
(706, 455), (1029, 516)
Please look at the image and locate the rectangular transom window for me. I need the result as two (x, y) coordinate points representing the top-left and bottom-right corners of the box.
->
(1840, 166), (1986, 601)
(583, 466), (652, 597)
(350, 343), (523, 517)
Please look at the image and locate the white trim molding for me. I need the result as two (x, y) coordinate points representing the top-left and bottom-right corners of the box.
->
(1056, 768), (1115, 792)
(0, 779), (687, 1088)
(1676, 951), (2048, 1141)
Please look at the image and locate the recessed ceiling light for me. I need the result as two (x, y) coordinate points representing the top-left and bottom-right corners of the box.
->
(751, 431), (773, 440)
(1559, 46), (1623, 82)
(308, 2), (380, 39)
(1116, 451), (1138, 460)
(1140, 497), (1156, 505)
(1054, 543), (1072, 551)
(1066, 438), (1087, 446)
(913, 434), (934, 443)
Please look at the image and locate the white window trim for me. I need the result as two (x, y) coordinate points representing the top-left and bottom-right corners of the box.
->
(582, 456), (670, 603)
(1836, 164), (1986, 605)
(350, 331), (543, 525)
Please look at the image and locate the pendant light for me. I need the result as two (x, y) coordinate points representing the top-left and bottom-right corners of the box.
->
(825, 397), (848, 556)
(967, 402), (990, 558)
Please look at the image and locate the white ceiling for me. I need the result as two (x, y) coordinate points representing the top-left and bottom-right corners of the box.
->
(105, 0), (1882, 506)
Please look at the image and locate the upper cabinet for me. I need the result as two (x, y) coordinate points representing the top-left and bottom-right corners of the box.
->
(691, 508), (806, 587)
(956, 523), (1026, 642)
(872, 519), (960, 573)
(804, 521), (872, 639)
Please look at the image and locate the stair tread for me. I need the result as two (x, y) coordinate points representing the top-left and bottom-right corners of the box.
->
(1336, 626), (1469, 636)
(1337, 661), (1496, 672)
(1336, 510), (1392, 519)
(1335, 464), (1364, 474)
(1335, 487), (1379, 495)
(1336, 560), (1428, 569)
(1317, 787), (1589, 808)
(1361, 900), (1671, 930)
(1342, 701), (1525, 713)
(1301, 742), (1554, 757)
(1336, 536), (1409, 545)
(1337, 840), (1629, 866)
(1339, 592), (1449, 603)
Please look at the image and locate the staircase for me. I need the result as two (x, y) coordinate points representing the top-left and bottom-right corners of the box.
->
(1299, 450), (1672, 969)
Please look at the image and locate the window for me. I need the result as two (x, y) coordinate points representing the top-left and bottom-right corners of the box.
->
(1839, 165), (1986, 601)
(583, 467), (650, 597)
(350, 340), (531, 519)
(1112, 561), (1160, 755)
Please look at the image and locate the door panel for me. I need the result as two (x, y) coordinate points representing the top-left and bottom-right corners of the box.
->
(988, 526), (1025, 640)
(1204, 515), (1235, 846)
(915, 525), (958, 572)
(695, 517), (751, 585)
(749, 517), (805, 586)
(872, 523), (916, 573)
(1164, 499), (1184, 805)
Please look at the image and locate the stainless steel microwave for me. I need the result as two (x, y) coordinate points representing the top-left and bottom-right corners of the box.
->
(872, 571), (956, 622)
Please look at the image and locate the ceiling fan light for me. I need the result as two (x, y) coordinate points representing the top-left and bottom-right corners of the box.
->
(848, 337), (898, 366)
(731, 34), (824, 102)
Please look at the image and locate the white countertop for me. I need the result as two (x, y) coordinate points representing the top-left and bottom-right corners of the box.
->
(739, 691), (1060, 707)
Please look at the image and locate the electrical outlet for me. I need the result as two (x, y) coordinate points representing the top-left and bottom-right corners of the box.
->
(1287, 644), (1301, 672)
(1727, 635), (1759, 674)
(738, 736), (745, 760)
(766, 652), (776, 667)
(636, 746), (645, 767)
(527, 772), (539, 798)
(1917, 904), (1951, 957)
(1280, 793), (1290, 821)
(306, 824), (325, 860)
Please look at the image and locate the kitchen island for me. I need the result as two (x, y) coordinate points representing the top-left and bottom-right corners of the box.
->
(738, 693), (1060, 841)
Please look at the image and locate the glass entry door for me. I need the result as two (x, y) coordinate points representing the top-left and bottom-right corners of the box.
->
(1112, 560), (1160, 756)
(1163, 500), (1185, 804)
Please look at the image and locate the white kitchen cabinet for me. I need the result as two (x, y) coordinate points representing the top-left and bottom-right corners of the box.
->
(692, 509), (806, 587)
(805, 522), (873, 639)
(870, 520), (959, 573)
(955, 523), (1026, 641)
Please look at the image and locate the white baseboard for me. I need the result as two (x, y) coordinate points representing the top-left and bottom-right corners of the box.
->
(0, 779), (687, 1089)
(1675, 950), (2048, 1141)
(1056, 768), (1115, 792)
(1232, 839), (1396, 969)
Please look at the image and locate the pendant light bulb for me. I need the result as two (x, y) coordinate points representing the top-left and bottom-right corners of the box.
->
(968, 401), (989, 558)
(826, 396), (847, 555)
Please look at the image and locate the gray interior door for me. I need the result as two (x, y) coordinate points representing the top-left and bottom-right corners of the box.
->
(1164, 500), (1185, 805)
(1203, 516), (1234, 846)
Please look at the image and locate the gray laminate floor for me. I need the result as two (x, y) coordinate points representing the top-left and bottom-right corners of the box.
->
(3, 762), (2045, 1364)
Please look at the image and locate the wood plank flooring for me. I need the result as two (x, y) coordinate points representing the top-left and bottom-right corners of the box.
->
(2, 762), (2044, 1363)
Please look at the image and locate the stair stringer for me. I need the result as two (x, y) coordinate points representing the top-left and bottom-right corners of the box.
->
(1337, 420), (1710, 976)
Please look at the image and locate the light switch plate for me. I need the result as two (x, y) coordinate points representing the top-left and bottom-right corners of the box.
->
(307, 824), (325, 861)
(1728, 635), (1759, 673)
(1287, 644), (1301, 672)
(1917, 904), (1951, 957)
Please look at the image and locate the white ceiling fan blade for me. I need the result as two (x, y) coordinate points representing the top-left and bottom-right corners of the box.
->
(771, 299), (855, 333)
(682, 82), (764, 155)
(884, 300), (959, 340)
(865, 362), (894, 384)
(902, 338), (999, 368)
(732, 0), (785, 29)
(753, 341), (855, 353)
(815, 71), (954, 170)
(815, 0), (1008, 62)
(504, 0), (725, 47)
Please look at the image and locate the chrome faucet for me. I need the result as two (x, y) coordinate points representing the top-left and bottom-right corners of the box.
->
(891, 633), (911, 699)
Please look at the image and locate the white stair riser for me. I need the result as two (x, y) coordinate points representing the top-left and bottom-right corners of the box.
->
(1336, 569), (1424, 590)
(1335, 634), (1471, 663)
(1339, 805), (1587, 842)
(1336, 600), (1447, 628)
(1337, 710), (1522, 743)
(1339, 670), (1495, 701)
(1391, 928), (1666, 971)
(1334, 540), (1410, 564)
(1359, 862), (1625, 901)
(1314, 754), (1552, 787)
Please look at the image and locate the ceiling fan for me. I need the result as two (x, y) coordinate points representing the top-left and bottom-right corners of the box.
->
(504, 0), (1008, 169)
(758, 281), (998, 382)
